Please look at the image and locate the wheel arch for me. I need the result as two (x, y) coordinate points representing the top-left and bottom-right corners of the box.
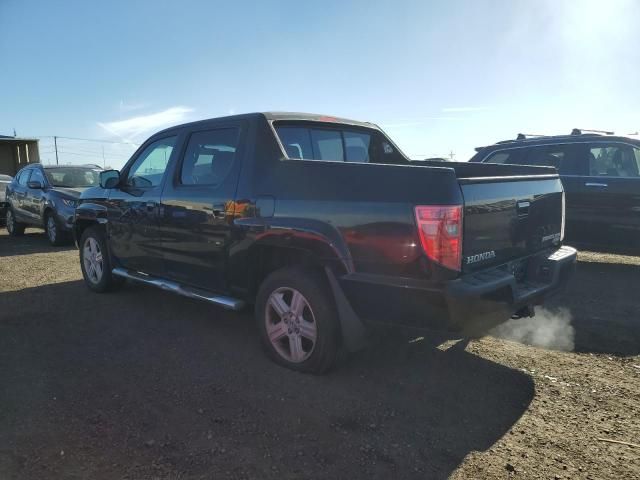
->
(244, 229), (366, 352)
(42, 205), (55, 227)
(74, 202), (108, 246)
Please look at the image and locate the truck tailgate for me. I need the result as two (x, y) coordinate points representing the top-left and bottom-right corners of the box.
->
(460, 176), (564, 273)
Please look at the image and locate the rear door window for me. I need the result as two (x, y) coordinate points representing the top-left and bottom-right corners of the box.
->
(483, 149), (525, 164)
(524, 146), (560, 167)
(556, 144), (587, 175)
(179, 128), (239, 186)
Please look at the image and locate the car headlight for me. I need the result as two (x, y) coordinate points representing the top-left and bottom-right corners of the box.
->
(61, 198), (77, 208)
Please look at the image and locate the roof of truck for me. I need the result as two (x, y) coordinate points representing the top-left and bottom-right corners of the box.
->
(262, 112), (376, 127)
(155, 112), (378, 137)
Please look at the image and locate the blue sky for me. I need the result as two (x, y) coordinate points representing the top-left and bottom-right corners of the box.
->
(1, 0), (639, 167)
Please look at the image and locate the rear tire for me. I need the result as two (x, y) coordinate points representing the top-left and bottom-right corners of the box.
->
(79, 226), (124, 293)
(255, 266), (339, 374)
(6, 209), (26, 236)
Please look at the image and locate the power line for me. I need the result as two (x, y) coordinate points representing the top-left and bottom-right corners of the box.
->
(57, 146), (133, 157)
(55, 150), (130, 159)
(35, 135), (140, 146)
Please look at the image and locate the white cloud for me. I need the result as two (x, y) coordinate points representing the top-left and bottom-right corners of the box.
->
(98, 106), (193, 143)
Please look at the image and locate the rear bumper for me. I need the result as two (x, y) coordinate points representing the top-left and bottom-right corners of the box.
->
(444, 245), (576, 335)
(340, 245), (577, 336)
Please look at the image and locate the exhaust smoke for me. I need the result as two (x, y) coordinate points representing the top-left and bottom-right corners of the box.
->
(490, 307), (575, 352)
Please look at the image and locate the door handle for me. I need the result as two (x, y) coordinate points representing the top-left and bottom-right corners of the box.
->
(585, 182), (608, 187)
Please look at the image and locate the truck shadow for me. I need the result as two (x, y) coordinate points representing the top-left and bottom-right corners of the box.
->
(0, 280), (533, 480)
(571, 241), (640, 257)
(566, 225), (640, 256)
(0, 230), (75, 257)
(547, 259), (640, 356)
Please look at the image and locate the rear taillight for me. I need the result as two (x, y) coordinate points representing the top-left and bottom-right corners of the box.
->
(414, 205), (463, 271)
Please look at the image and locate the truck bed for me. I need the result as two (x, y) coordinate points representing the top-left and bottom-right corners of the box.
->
(411, 160), (558, 181)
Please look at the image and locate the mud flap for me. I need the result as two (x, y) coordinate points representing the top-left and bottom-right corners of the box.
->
(324, 267), (368, 352)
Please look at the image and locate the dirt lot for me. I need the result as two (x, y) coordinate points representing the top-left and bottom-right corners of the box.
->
(1, 229), (639, 479)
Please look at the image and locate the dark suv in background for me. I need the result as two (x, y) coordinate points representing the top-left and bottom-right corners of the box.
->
(5, 164), (102, 245)
(470, 129), (640, 245)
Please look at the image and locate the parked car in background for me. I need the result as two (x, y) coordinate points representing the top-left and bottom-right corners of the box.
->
(5, 164), (102, 245)
(74, 112), (575, 373)
(469, 130), (640, 245)
(0, 174), (12, 224)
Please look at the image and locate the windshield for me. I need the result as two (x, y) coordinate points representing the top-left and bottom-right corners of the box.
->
(45, 168), (100, 188)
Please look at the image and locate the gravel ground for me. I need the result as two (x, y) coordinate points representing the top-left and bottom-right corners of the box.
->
(1, 229), (639, 479)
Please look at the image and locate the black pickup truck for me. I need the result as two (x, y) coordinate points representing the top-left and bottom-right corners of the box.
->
(74, 112), (576, 373)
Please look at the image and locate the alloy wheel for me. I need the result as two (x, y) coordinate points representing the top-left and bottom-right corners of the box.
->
(265, 287), (317, 363)
(83, 237), (104, 284)
(47, 216), (57, 243)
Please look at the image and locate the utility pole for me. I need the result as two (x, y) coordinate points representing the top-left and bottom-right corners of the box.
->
(102, 145), (106, 169)
(54, 136), (59, 165)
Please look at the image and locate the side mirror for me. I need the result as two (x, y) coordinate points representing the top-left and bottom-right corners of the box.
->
(27, 180), (43, 189)
(100, 170), (120, 189)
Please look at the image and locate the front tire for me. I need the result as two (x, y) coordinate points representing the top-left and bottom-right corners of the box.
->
(79, 226), (123, 293)
(6, 209), (26, 236)
(255, 267), (339, 374)
(45, 211), (67, 246)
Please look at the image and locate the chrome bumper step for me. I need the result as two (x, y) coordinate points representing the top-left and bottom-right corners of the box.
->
(112, 267), (245, 311)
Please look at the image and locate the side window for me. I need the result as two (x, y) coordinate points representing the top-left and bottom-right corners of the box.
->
(126, 136), (177, 188)
(344, 131), (370, 163)
(276, 127), (314, 159)
(29, 169), (45, 186)
(524, 146), (561, 167)
(310, 129), (344, 161)
(484, 149), (525, 164)
(180, 128), (239, 186)
(274, 123), (399, 163)
(522, 144), (582, 172)
(556, 144), (586, 175)
(588, 143), (640, 177)
(17, 170), (31, 186)
(634, 146), (640, 176)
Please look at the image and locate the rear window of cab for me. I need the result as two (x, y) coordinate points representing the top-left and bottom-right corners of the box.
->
(274, 122), (407, 165)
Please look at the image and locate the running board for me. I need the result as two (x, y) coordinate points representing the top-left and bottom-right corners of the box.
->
(111, 267), (245, 311)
